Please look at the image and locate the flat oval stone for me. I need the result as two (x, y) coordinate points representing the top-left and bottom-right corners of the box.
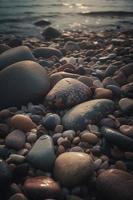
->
(0, 61), (50, 108)
(0, 46), (35, 70)
(62, 99), (115, 131)
(33, 47), (62, 59)
(46, 78), (92, 108)
(119, 98), (133, 114)
(54, 152), (94, 187)
(101, 127), (133, 151)
(26, 135), (55, 171)
(96, 169), (133, 200)
(81, 131), (99, 145)
(23, 176), (61, 200)
(5, 129), (26, 150)
(10, 114), (37, 132)
(94, 88), (112, 99)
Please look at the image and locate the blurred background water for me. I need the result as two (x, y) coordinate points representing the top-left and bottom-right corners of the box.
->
(0, 0), (133, 37)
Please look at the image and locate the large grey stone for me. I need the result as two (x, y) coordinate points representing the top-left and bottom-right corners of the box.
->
(33, 47), (62, 59)
(96, 169), (133, 200)
(26, 135), (55, 171)
(62, 99), (115, 131)
(46, 78), (92, 108)
(0, 60), (50, 108)
(0, 46), (35, 70)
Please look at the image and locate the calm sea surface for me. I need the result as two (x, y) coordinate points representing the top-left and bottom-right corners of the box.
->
(0, 0), (133, 37)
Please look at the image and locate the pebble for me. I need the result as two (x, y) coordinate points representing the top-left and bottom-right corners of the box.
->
(54, 152), (94, 187)
(96, 169), (133, 200)
(62, 99), (115, 131)
(23, 176), (61, 200)
(46, 78), (92, 108)
(80, 131), (99, 145)
(42, 26), (61, 40)
(10, 114), (37, 132)
(5, 129), (26, 150)
(119, 125), (133, 137)
(64, 41), (80, 52)
(94, 88), (113, 99)
(0, 46), (35, 70)
(0, 61), (50, 108)
(42, 113), (61, 130)
(8, 154), (25, 164)
(33, 47), (62, 59)
(26, 133), (37, 143)
(119, 98), (133, 113)
(26, 135), (55, 171)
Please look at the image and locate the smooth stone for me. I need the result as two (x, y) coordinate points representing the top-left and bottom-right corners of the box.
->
(119, 62), (133, 77)
(42, 27), (61, 40)
(23, 176), (61, 200)
(46, 78), (92, 108)
(112, 71), (127, 86)
(5, 129), (26, 150)
(0, 44), (10, 54)
(80, 131), (99, 145)
(26, 135), (55, 171)
(100, 118), (117, 128)
(10, 114), (37, 132)
(0, 46), (35, 70)
(9, 154), (25, 164)
(34, 19), (51, 27)
(54, 152), (94, 187)
(50, 72), (79, 87)
(101, 127), (133, 151)
(119, 125), (133, 137)
(0, 61), (50, 108)
(121, 82), (133, 98)
(119, 98), (133, 113)
(105, 65), (117, 76)
(62, 99), (115, 131)
(0, 145), (10, 159)
(105, 85), (121, 98)
(9, 193), (28, 200)
(94, 88), (112, 99)
(33, 47), (62, 59)
(64, 41), (80, 52)
(0, 160), (12, 189)
(96, 169), (133, 200)
(77, 76), (93, 87)
(42, 113), (61, 130)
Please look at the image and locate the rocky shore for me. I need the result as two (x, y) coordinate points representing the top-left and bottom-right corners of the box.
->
(0, 28), (133, 200)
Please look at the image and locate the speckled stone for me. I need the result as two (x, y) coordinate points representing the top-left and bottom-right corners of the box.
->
(62, 99), (115, 131)
(46, 78), (92, 108)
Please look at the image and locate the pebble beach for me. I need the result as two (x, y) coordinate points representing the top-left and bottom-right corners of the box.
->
(0, 22), (133, 200)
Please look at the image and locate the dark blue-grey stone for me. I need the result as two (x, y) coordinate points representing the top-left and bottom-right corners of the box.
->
(26, 135), (55, 171)
(33, 47), (62, 59)
(101, 127), (133, 151)
(62, 99), (115, 131)
(0, 60), (50, 108)
(0, 46), (35, 70)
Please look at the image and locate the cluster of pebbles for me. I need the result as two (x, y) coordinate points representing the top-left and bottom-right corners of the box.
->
(0, 29), (133, 200)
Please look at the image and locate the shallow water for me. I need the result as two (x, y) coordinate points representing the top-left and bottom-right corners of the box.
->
(0, 0), (133, 37)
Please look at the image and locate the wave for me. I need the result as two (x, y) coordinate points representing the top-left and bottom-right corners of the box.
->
(79, 11), (133, 17)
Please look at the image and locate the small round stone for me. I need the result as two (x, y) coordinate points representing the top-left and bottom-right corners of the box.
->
(119, 125), (133, 137)
(27, 133), (37, 143)
(5, 130), (26, 150)
(42, 113), (61, 130)
(94, 88), (113, 99)
(81, 131), (99, 145)
(10, 114), (37, 132)
(8, 154), (25, 164)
